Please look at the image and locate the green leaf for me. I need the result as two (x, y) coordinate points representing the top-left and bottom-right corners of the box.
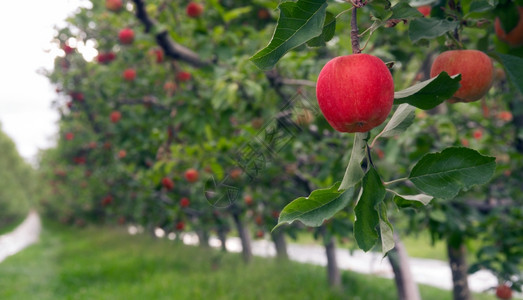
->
(354, 167), (386, 252)
(409, 147), (496, 200)
(389, 189), (433, 209)
(490, 53), (523, 94)
(340, 132), (368, 190)
(409, 18), (459, 43)
(274, 182), (355, 230)
(374, 104), (416, 140)
(223, 6), (252, 23)
(468, 0), (496, 13)
(368, 0), (393, 21)
(307, 11), (336, 47)
(390, 2), (423, 19)
(394, 72), (461, 110)
(250, 0), (328, 70)
(378, 203), (394, 255)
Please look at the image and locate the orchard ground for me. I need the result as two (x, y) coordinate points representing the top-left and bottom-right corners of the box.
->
(0, 218), (500, 300)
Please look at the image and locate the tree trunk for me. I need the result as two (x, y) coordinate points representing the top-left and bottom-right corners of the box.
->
(388, 233), (421, 300)
(271, 229), (288, 260)
(217, 227), (227, 251)
(320, 225), (341, 288)
(232, 211), (252, 263)
(447, 241), (471, 300)
(196, 229), (209, 248)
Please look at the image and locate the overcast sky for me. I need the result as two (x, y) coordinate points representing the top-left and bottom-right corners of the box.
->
(0, 0), (85, 163)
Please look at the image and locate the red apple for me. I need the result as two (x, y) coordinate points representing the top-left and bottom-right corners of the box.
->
(229, 168), (242, 180)
(65, 132), (74, 141)
(497, 111), (513, 122)
(244, 195), (253, 206)
(180, 197), (190, 207)
(316, 54), (394, 132)
(473, 129), (483, 140)
(110, 111), (122, 123)
(119, 28), (134, 45)
(186, 2), (203, 18)
(106, 0), (123, 12)
(257, 9), (270, 20)
(430, 50), (493, 103)
(163, 81), (177, 95)
(176, 221), (185, 231)
(495, 7), (523, 46)
(63, 44), (74, 55)
(417, 5), (431, 17)
(123, 68), (136, 81)
(176, 71), (191, 82)
(150, 48), (164, 63)
(118, 149), (127, 158)
(496, 284), (512, 300)
(256, 230), (264, 238)
(271, 210), (280, 218)
(101, 195), (113, 206)
(184, 168), (199, 183)
(161, 177), (174, 190)
(70, 92), (84, 102)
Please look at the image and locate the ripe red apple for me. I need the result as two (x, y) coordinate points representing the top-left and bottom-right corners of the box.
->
(495, 7), (523, 46)
(65, 132), (74, 140)
(149, 48), (164, 63)
(244, 195), (253, 206)
(101, 195), (113, 206)
(119, 28), (134, 45)
(70, 91), (84, 102)
(106, 0), (123, 12)
(184, 168), (199, 183)
(110, 111), (122, 123)
(176, 221), (185, 231)
(271, 210), (280, 218)
(161, 177), (174, 190)
(163, 81), (177, 95)
(417, 5), (431, 17)
(255, 215), (263, 225)
(316, 54), (394, 133)
(257, 9), (270, 20)
(118, 149), (127, 158)
(229, 168), (242, 180)
(123, 68), (136, 81)
(63, 44), (74, 55)
(497, 111), (513, 122)
(430, 50), (493, 103)
(176, 71), (191, 82)
(473, 129), (483, 140)
(180, 197), (190, 207)
(97, 51), (116, 64)
(496, 284), (512, 300)
(256, 230), (264, 238)
(186, 2), (203, 18)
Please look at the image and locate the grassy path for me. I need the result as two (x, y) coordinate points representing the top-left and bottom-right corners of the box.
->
(0, 222), (496, 300)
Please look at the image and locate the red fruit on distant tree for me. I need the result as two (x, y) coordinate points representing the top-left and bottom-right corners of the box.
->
(473, 129), (483, 140)
(176, 221), (185, 231)
(257, 8), (270, 20)
(495, 6), (523, 46)
(271, 210), (280, 219)
(118, 216), (126, 225)
(430, 50), (493, 103)
(88, 141), (97, 149)
(161, 177), (174, 190)
(185, 168), (199, 183)
(66, 101), (73, 109)
(65, 132), (74, 140)
(70, 91), (84, 102)
(496, 284), (512, 300)
(150, 48), (164, 63)
(63, 44), (74, 55)
(123, 68), (136, 81)
(163, 81), (177, 95)
(244, 195), (253, 206)
(101, 195), (113, 206)
(417, 5), (431, 17)
(74, 156), (86, 165)
(255, 215), (263, 225)
(316, 54), (394, 133)
(97, 51), (116, 64)
(497, 111), (513, 122)
(106, 0), (123, 12)
(186, 2), (203, 18)
(176, 71), (191, 82)
(110, 111), (122, 123)
(256, 230), (264, 238)
(229, 167), (243, 180)
(118, 149), (127, 158)
(119, 28), (134, 44)
(180, 197), (190, 207)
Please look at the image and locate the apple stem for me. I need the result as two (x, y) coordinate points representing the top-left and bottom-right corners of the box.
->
(351, 8), (361, 54)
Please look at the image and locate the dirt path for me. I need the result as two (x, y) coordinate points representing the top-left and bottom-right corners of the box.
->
(0, 210), (41, 263)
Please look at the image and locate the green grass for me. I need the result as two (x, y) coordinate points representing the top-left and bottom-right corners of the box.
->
(0, 222), (496, 300)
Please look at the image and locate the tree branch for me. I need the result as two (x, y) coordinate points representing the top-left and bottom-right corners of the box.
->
(131, 0), (211, 68)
